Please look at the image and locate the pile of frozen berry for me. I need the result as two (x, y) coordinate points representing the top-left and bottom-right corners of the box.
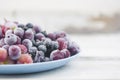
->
(0, 20), (80, 64)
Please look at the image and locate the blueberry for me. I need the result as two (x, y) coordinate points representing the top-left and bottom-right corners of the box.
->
(41, 31), (47, 37)
(18, 24), (25, 29)
(26, 23), (33, 28)
(38, 45), (47, 53)
(29, 47), (38, 59)
(34, 51), (45, 62)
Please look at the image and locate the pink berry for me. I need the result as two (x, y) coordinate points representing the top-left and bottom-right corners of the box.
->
(18, 44), (27, 54)
(61, 49), (70, 58)
(0, 48), (8, 62)
(18, 54), (33, 64)
(57, 38), (67, 50)
(50, 50), (64, 60)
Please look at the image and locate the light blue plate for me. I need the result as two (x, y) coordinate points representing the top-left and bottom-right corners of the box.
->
(0, 54), (79, 74)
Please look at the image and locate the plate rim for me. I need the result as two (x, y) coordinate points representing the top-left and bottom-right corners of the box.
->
(0, 53), (79, 67)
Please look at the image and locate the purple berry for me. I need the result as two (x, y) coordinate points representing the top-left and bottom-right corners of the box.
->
(9, 45), (21, 60)
(35, 33), (45, 40)
(47, 32), (56, 40)
(61, 49), (70, 58)
(16, 36), (21, 44)
(14, 28), (24, 38)
(55, 31), (66, 39)
(22, 39), (32, 49)
(68, 42), (80, 56)
(33, 25), (42, 33)
(57, 38), (67, 50)
(24, 29), (34, 40)
(4, 34), (17, 45)
(50, 50), (64, 60)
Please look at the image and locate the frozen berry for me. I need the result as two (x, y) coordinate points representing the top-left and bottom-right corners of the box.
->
(68, 42), (80, 56)
(41, 31), (47, 37)
(14, 28), (24, 38)
(17, 24), (25, 29)
(55, 31), (66, 39)
(35, 33), (45, 40)
(51, 41), (59, 50)
(22, 39), (32, 49)
(16, 36), (21, 44)
(29, 47), (37, 54)
(26, 23), (33, 28)
(50, 50), (64, 60)
(9, 45), (21, 60)
(4, 34), (17, 45)
(18, 54), (33, 64)
(34, 51), (45, 62)
(24, 29), (34, 40)
(47, 32), (56, 40)
(43, 38), (52, 48)
(18, 44), (27, 53)
(57, 38), (67, 50)
(5, 30), (13, 36)
(0, 48), (8, 62)
(38, 45), (47, 53)
(33, 25), (42, 33)
(61, 49), (70, 58)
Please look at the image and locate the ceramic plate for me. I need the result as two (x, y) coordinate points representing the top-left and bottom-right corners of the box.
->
(0, 53), (79, 74)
